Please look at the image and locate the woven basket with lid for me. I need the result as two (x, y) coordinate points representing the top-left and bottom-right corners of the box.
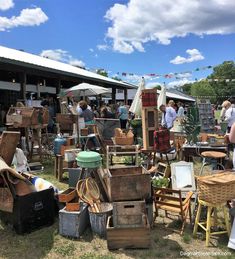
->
(197, 171), (235, 203)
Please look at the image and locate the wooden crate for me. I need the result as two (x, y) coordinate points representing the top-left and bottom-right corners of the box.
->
(6, 107), (46, 127)
(106, 216), (151, 250)
(142, 107), (158, 150)
(113, 200), (146, 228)
(105, 167), (151, 201)
(58, 188), (76, 203)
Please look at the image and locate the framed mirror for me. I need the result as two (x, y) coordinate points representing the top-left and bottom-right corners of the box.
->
(171, 161), (196, 195)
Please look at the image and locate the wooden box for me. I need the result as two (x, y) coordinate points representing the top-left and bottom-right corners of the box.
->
(106, 216), (151, 250)
(105, 167), (151, 201)
(58, 188), (76, 203)
(113, 200), (146, 228)
(59, 204), (89, 238)
(66, 196), (80, 211)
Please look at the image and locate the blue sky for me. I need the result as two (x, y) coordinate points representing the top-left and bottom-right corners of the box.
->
(0, 0), (235, 88)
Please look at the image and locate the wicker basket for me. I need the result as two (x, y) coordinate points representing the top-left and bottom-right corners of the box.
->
(197, 172), (235, 203)
(114, 136), (134, 145)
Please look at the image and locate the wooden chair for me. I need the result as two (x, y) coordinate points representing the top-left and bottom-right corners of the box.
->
(154, 187), (193, 234)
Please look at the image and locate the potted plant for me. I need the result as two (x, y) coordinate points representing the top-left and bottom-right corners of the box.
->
(151, 175), (170, 188)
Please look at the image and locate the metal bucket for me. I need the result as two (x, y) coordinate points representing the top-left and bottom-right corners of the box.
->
(88, 203), (113, 238)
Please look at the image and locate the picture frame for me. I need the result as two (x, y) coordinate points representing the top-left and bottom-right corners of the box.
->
(156, 162), (171, 178)
(170, 161), (196, 195)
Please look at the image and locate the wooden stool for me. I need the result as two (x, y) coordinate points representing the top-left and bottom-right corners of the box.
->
(199, 151), (226, 175)
(193, 199), (231, 246)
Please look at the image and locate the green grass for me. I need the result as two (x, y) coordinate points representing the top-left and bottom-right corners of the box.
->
(1, 156), (235, 258)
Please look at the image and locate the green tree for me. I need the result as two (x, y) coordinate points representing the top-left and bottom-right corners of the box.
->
(190, 81), (216, 103)
(153, 85), (162, 90)
(96, 69), (108, 77)
(111, 76), (122, 81)
(208, 61), (235, 103)
(180, 83), (192, 95)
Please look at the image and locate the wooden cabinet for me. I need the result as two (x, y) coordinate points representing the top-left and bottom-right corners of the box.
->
(141, 107), (158, 150)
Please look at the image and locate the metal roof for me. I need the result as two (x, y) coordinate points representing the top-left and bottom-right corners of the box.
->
(0, 45), (137, 89)
(165, 89), (195, 102)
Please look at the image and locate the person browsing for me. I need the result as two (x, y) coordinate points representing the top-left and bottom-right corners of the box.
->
(160, 104), (177, 129)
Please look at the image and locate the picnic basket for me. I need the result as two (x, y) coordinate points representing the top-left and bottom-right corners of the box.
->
(197, 172), (235, 203)
(114, 128), (134, 145)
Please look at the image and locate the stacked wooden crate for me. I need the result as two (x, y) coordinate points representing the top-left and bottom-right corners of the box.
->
(141, 89), (158, 150)
(105, 166), (151, 249)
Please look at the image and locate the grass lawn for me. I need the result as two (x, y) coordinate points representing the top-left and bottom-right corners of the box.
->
(0, 158), (235, 258)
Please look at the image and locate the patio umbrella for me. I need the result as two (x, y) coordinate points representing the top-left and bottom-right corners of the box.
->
(65, 83), (110, 97)
(158, 84), (166, 109)
(129, 77), (145, 117)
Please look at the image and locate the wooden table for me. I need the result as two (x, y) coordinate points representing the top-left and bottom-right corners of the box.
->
(182, 144), (228, 162)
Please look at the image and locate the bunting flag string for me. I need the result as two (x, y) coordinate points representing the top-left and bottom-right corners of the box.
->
(88, 61), (234, 83)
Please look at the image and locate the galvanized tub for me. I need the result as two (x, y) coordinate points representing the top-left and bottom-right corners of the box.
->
(88, 202), (113, 238)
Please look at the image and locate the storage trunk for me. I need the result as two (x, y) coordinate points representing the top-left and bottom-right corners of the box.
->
(59, 204), (89, 238)
(113, 200), (146, 228)
(105, 167), (151, 201)
(0, 188), (55, 234)
(106, 216), (151, 250)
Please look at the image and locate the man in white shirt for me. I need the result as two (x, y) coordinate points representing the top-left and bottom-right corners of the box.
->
(225, 105), (235, 133)
(160, 104), (177, 129)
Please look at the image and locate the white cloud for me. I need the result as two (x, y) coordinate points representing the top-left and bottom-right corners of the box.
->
(0, 7), (48, 31)
(89, 48), (94, 52)
(167, 78), (195, 88)
(170, 49), (204, 64)
(69, 59), (85, 68)
(40, 49), (85, 68)
(146, 82), (163, 88)
(0, 0), (14, 10)
(105, 0), (235, 53)
(97, 44), (109, 51)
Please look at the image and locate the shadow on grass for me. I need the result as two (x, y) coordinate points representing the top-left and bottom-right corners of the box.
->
(0, 218), (57, 259)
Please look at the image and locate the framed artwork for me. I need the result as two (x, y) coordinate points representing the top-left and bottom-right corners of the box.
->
(171, 161), (196, 194)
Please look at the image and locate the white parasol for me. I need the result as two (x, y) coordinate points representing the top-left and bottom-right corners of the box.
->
(158, 84), (166, 109)
(65, 83), (110, 97)
(129, 77), (145, 117)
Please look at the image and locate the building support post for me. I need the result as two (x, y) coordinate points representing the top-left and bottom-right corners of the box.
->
(124, 88), (128, 105)
(112, 87), (116, 104)
(20, 72), (27, 102)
